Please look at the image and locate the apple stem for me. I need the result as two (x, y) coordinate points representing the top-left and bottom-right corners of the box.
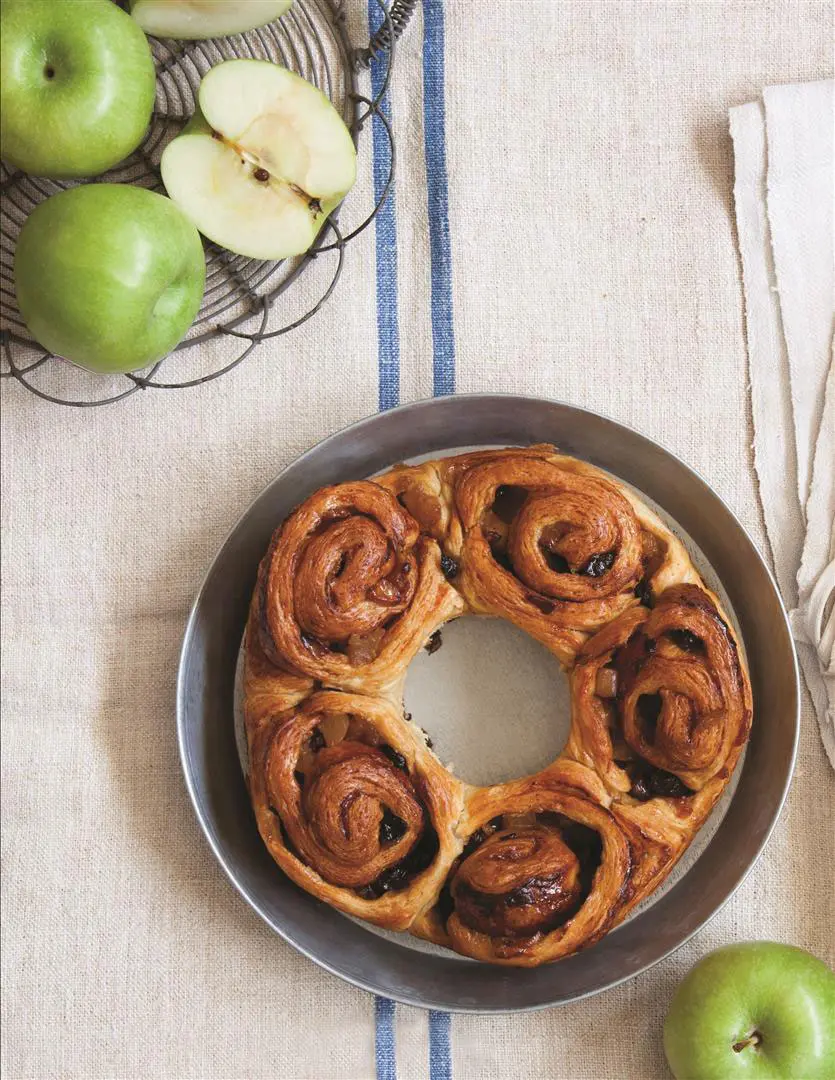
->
(732, 1031), (762, 1053)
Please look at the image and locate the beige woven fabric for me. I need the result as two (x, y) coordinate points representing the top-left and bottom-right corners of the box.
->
(2, 2), (833, 1078)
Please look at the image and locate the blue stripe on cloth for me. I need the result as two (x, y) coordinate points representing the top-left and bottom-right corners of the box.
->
(374, 995), (397, 1080)
(428, 1010), (452, 1080)
(369, 0), (400, 411)
(422, 0), (455, 397)
(370, 4), (399, 1077)
(423, 3), (455, 1069)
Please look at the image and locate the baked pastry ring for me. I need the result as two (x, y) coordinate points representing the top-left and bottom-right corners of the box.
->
(243, 445), (752, 966)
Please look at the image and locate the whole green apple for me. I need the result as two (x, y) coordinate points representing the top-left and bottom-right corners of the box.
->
(664, 942), (835, 1080)
(14, 184), (206, 373)
(0, 0), (156, 179)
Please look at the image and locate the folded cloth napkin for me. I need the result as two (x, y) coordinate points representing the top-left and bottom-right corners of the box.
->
(730, 80), (835, 769)
(791, 357), (835, 768)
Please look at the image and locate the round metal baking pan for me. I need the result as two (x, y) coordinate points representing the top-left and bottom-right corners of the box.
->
(176, 394), (799, 1012)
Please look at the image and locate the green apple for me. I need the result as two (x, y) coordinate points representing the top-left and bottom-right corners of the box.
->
(14, 184), (205, 373)
(129, 0), (293, 39)
(664, 942), (835, 1079)
(0, 0), (156, 179)
(160, 59), (356, 260)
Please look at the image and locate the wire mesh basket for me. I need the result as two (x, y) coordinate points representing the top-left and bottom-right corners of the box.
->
(0, 0), (413, 406)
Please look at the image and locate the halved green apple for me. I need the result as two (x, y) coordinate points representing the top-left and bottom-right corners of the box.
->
(129, 0), (293, 40)
(160, 60), (356, 261)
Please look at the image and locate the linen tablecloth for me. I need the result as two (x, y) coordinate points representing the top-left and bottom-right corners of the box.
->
(2, 3), (833, 1078)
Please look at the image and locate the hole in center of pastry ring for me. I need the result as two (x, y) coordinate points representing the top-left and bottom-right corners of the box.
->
(404, 615), (572, 786)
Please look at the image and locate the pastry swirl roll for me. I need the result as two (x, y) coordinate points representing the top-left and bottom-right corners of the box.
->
(438, 447), (684, 664)
(568, 584), (752, 798)
(415, 764), (634, 966)
(247, 690), (463, 930)
(255, 480), (463, 694)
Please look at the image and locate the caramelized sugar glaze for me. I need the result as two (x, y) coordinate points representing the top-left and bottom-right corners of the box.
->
(243, 446), (752, 966)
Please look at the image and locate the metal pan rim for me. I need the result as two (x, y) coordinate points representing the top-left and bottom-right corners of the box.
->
(176, 394), (799, 1012)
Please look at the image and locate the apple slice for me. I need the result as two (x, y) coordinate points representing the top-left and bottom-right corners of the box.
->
(160, 60), (356, 261)
(129, 0), (293, 40)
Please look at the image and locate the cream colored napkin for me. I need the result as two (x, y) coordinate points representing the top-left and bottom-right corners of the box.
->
(730, 80), (835, 769)
(792, 357), (835, 768)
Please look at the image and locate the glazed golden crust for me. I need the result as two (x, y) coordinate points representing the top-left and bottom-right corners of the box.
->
(243, 444), (752, 964)
(243, 599), (314, 730)
(566, 583), (752, 796)
(418, 764), (634, 966)
(254, 479), (464, 696)
(247, 689), (464, 930)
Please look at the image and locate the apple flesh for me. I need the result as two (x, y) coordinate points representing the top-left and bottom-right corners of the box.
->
(664, 942), (835, 1080)
(14, 184), (206, 374)
(0, 0), (156, 179)
(160, 59), (356, 261)
(129, 0), (293, 40)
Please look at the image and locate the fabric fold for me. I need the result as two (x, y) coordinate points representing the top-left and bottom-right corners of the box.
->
(791, 355), (835, 769)
(763, 80), (834, 514)
(729, 101), (802, 605)
(731, 79), (834, 770)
